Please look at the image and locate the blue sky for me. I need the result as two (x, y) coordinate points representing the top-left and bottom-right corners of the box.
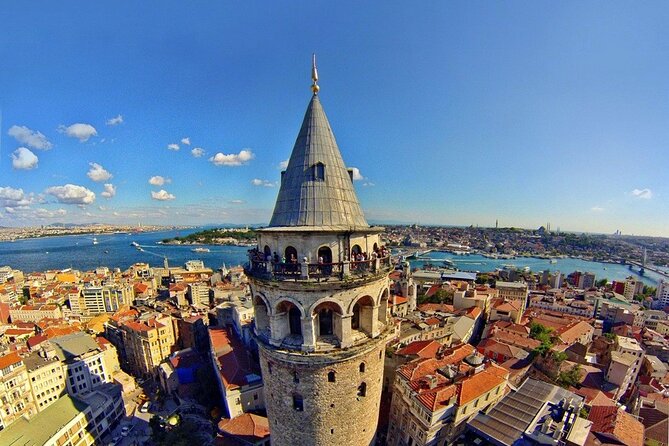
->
(1, 1), (667, 236)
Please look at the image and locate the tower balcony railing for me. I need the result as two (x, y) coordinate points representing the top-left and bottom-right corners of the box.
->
(244, 255), (392, 282)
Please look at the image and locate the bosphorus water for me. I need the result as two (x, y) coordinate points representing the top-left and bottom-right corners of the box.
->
(0, 231), (664, 286)
(0, 229), (249, 273)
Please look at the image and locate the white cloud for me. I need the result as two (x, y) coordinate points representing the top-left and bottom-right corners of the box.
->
(34, 208), (67, 219)
(191, 147), (205, 158)
(209, 149), (254, 166)
(86, 162), (113, 182)
(251, 178), (276, 187)
(148, 176), (171, 186)
(591, 206), (604, 212)
(181, 137), (191, 145)
(167, 143), (180, 151)
(101, 183), (116, 198)
(230, 199), (244, 204)
(362, 182), (375, 187)
(106, 115), (123, 126)
(279, 159), (289, 169)
(58, 123), (98, 142)
(46, 184), (96, 205)
(11, 147), (39, 170)
(350, 167), (364, 181)
(631, 188), (652, 199)
(0, 186), (36, 208)
(151, 189), (175, 201)
(8, 125), (52, 150)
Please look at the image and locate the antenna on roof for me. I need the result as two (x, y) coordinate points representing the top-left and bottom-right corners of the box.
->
(311, 53), (319, 95)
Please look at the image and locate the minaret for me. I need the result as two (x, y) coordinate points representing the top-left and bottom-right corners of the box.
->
(246, 56), (392, 446)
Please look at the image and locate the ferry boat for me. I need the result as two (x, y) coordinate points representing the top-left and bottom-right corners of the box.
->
(192, 247), (210, 253)
(130, 241), (140, 247)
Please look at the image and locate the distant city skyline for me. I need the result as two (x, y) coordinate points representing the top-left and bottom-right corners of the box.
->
(1, 2), (668, 236)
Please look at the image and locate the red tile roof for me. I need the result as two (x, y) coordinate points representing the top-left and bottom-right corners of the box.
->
(218, 413), (270, 442)
(396, 340), (442, 358)
(0, 351), (22, 369)
(458, 363), (508, 405)
(588, 405), (644, 446)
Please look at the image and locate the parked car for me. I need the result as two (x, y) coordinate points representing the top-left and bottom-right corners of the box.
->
(139, 401), (151, 413)
(120, 425), (133, 437)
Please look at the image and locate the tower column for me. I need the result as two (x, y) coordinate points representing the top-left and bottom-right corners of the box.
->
(270, 313), (288, 346)
(301, 316), (316, 351)
(339, 314), (352, 348)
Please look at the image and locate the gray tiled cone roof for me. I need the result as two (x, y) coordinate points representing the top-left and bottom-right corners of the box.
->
(268, 95), (369, 229)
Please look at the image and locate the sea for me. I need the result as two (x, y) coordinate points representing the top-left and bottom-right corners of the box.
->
(0, 230), (665, 286)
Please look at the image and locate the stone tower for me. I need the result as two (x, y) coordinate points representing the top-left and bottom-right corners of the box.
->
(246, 58), (393, 446)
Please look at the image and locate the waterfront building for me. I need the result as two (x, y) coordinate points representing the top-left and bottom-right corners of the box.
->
(387, 344), (508, 445)
(0, 351), (36, 430)
(623, 276), (644, 301)
(655, 279), (669, 308)
(246, 60), (393, 445)
(578, 271), (596, 289)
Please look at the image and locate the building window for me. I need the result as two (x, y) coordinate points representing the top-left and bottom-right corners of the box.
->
(358, 382), (367, 397)
(328, 371), (336, 382)
(293, 395), (303, 411)
(312, 162), (325, 181)
(359, 363), (366, 373)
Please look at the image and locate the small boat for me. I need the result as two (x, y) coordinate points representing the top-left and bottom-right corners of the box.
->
(104, 250), (109, 254)
(549, 259), (557, 264)
(92, 237), (98, 245)
(192, 247), (210, 253)
(131, 241), (140, 247)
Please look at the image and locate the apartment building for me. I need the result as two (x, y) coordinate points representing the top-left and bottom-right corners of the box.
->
(0, 352), (36, 430)
(23, 352), (66, 412)
(121, 314), (176, 377)
(387, 344), (508, 445)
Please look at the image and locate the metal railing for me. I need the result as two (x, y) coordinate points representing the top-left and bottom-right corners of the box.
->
(245, 255), (393, 282)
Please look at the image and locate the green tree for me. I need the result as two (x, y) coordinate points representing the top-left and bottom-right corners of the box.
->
(596, 278), (608, 287)
(557, 364), (582, 388)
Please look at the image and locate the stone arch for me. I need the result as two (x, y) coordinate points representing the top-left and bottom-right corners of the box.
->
(263, 245), (271, 258)
(311, 300), (344, 343)
(351, 244), (362, 258)
(284, 246), (298, 263)
(253, 293), (271, 334)
(275, 299), (305, 341)
(378, 288), (390, 324)
(317, 245), (333, 263)
(351, 295), (375, 336)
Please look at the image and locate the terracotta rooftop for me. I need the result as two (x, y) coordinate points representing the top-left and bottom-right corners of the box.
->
(0, 351), (22, 369)
(396, 340), (442, 358)
(218, 413), (270, 443)
(458, 363), (508, 405)
(588, 405), (644, 446)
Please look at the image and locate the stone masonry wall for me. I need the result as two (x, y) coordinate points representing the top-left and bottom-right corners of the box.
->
(259, 338), (385, 446)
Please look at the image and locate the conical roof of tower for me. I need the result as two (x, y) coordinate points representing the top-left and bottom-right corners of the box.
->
(268, 94), (369, 230)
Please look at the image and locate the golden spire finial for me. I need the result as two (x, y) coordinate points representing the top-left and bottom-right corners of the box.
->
(311, 53), (319, 94)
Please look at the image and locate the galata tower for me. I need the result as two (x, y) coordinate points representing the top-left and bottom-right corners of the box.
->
(246, 56), (393, 446)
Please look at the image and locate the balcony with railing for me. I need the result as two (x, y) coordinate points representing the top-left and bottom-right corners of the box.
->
(245, 254), (392, 283)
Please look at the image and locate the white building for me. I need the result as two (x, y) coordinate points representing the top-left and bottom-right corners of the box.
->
(606, 336), (644, 401)
(655, 280), (669, 308)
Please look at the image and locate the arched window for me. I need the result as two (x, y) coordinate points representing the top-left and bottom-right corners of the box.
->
(359, 363), (365, 373)
(327, 371), (336, 382)
(289, 306), (302, 336)
(357, 382), (367, 397)
(263, 245), (271, 259)
(319, 308), (334, 336)
(284, 246), (298, 263)
(318, 246), (332, 264)
(351, 245), (362, 257)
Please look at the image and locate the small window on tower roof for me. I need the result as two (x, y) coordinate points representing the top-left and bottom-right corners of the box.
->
(313, 162), (325, 181)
